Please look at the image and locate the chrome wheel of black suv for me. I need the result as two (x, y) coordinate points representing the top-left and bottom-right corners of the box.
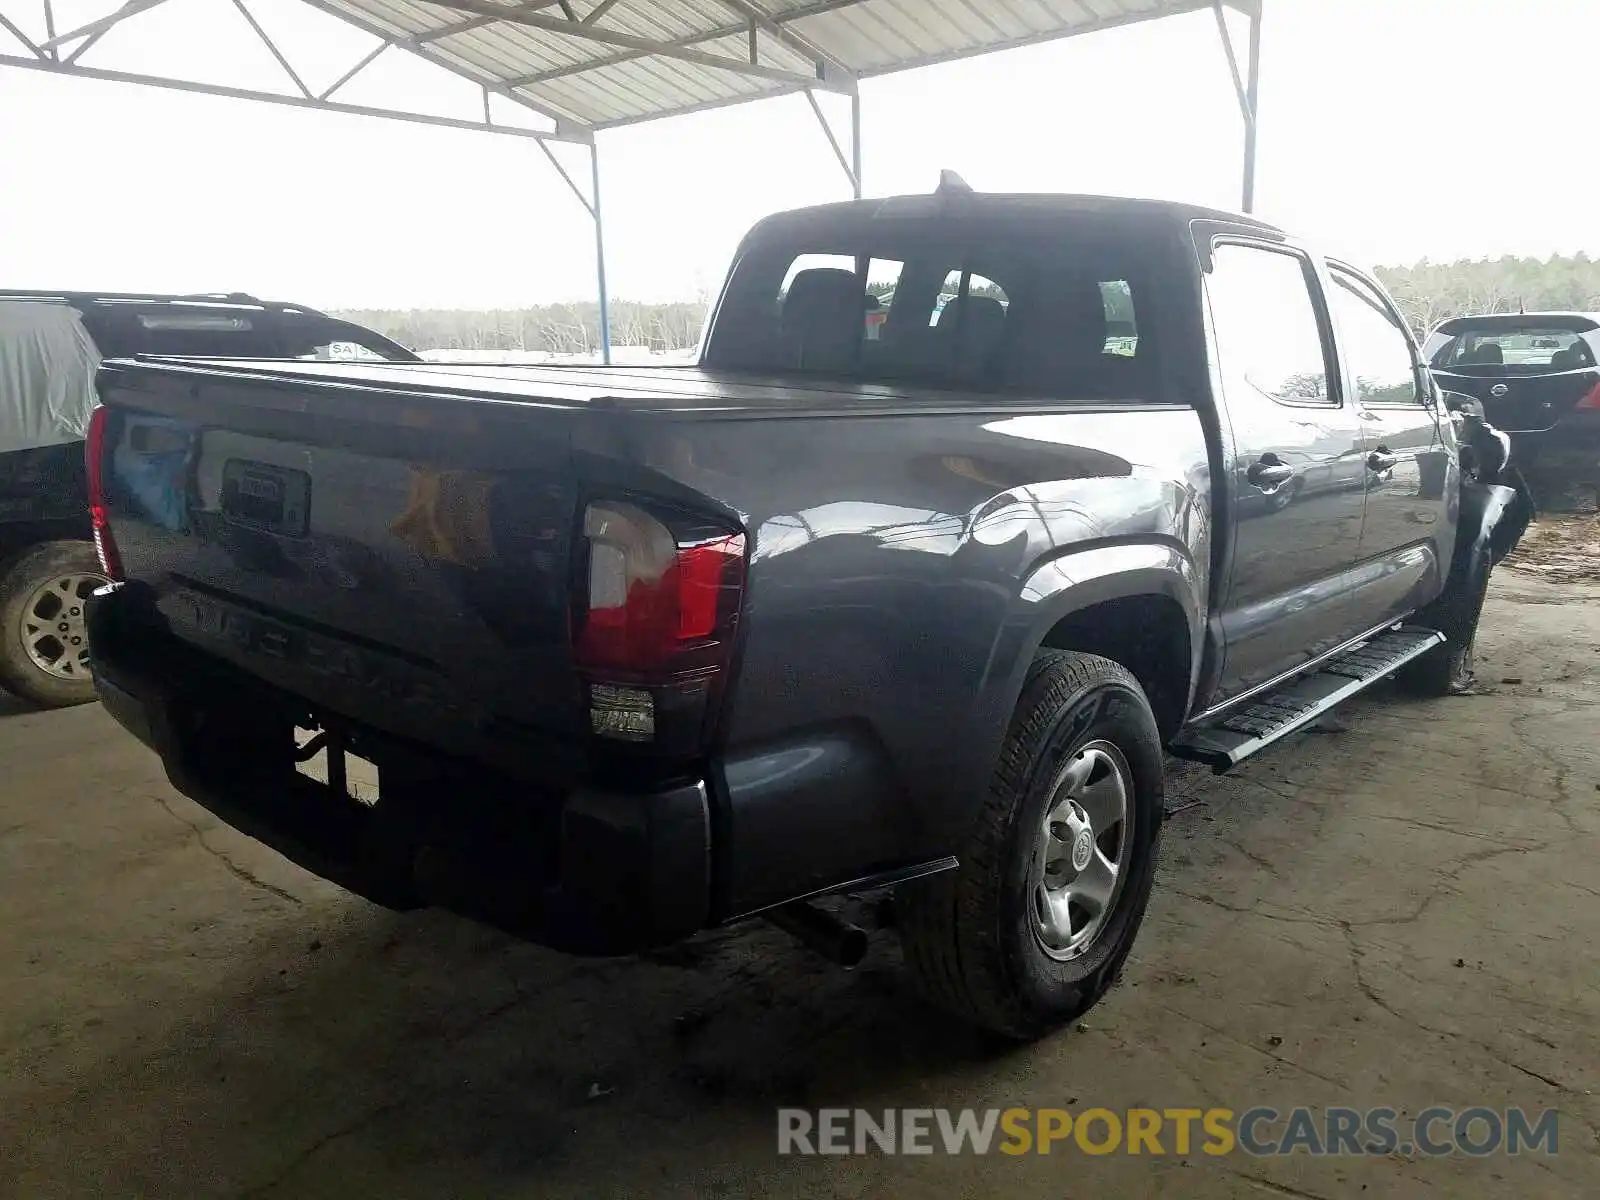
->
(0, 541), (108, 708)
(898, 650), (1164, 1040)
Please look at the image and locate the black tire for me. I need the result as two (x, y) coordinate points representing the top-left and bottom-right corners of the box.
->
(897, 650), (1164, 1039)
(1396, 542), (1490, 698)
(0, 541), (108, 709)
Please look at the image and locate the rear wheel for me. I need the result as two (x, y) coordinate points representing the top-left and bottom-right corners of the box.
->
(0, 541), (109, 708)
(897, 650), (1164, 1039)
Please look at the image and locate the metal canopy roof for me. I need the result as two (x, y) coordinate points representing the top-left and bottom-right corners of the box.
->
(2, 0), (1263, 361)
(2, 0), (1253, 143)
(309, 0), (1222, 133)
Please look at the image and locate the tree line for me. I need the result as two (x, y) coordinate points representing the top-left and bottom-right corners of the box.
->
(1375, 252), (1600, 336)
(335, 253), (1600, 354)
(334, 299), (707, 355)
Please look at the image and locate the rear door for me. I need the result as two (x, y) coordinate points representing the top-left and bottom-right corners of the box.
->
(1326, 264), (1455, 627)
(1203, 239), (1368, 703)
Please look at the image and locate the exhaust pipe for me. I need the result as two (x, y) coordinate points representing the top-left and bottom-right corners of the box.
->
(766, 901), (869, 968)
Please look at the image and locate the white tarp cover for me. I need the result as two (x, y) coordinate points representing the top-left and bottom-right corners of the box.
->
(0, 302), (102, 454)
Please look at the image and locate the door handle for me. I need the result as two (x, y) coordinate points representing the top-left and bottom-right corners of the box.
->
(1247, 461), (1295, 489)
(1367, 450), (1399, 472)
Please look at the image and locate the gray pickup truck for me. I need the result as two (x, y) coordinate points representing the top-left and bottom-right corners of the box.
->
(84, 180), (1530, 1039)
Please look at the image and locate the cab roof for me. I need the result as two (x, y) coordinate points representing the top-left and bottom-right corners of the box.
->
(747, 189), (1286, 243)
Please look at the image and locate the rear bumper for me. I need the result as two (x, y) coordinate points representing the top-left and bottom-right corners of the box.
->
(87, 582), (711, 955)
(1512, 409), (1600, 444)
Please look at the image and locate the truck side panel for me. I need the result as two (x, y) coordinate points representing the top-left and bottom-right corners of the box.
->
(96, 355), (1211, 922)
(611, 404), (1211, 915)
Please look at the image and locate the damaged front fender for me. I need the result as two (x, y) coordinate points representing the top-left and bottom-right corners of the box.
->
(1451, 402), (1534, 567)
(1463, 478), (1533, 570)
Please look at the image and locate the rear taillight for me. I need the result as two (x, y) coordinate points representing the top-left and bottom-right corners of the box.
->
(575, 500), (746, 746)
(1576, 381), (1600, 410)
(84, 406), (124, 581)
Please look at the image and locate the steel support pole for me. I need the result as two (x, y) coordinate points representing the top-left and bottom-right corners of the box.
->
(1242, 5), (1261, 213)
(850, 89), (862, 199)
(591, 142), (612, 364)
(805, 87), (862, 197)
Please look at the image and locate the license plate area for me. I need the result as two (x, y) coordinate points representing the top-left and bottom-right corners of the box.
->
(221, 459), (310, 536)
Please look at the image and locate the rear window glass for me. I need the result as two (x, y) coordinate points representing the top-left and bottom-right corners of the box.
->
(1435, 327), (1595, 370)
(76, 306), (413, 361)
(929, 270), (1008, 327)
(703, 218), (1159, 399)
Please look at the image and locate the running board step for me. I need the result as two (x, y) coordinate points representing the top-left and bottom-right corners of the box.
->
(1171, 626), (1445, 772)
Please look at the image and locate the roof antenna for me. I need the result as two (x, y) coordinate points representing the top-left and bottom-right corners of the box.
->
(936, 169), (974, 195)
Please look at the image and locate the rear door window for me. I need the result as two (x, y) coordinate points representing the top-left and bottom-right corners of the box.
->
(1205, 243), (1335, 406)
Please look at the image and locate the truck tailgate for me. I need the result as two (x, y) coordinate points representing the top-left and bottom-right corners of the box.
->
(95, 359), (588, 755)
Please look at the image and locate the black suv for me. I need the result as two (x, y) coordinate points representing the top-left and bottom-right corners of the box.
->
(0, 291), (416, 707)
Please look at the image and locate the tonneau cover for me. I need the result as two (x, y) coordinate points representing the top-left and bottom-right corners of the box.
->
(108, 356), (1185, 418)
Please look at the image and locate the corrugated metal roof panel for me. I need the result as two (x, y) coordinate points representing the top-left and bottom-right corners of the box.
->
(317, 0), (1220, 133)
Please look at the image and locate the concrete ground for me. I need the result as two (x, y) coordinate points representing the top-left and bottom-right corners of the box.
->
(2, 574), (1598, 1199)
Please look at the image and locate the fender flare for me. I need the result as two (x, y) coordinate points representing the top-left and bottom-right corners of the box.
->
(1026, 545), (1203, 646)
(974, 541), (1206, 752)
(1458, 480), (1531, 576)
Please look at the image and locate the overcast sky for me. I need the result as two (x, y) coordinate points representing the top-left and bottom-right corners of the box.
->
(3, 0), (1595, 308)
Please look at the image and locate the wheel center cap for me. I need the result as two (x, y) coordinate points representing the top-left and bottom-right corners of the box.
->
(1071, 828), (1094, 872)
